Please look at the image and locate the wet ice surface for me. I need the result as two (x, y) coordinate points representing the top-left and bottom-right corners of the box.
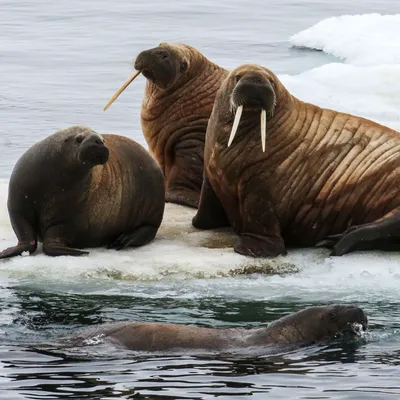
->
(1, 0), (400, 398)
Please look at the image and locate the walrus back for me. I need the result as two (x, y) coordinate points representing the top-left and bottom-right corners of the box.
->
(70, 322), (235, 351)
(272, 105), (400, 243)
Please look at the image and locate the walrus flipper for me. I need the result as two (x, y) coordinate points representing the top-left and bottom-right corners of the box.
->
(318, 208), (400, 256)
(107, 225), (158, 250)
(0, 214), (37, 259)
(234, 193), (286, 258)
(166, 189), (199, 209)
(0, 243), (37, 259)
(43, 242), (89, 257)
(192, 175), (230, 229)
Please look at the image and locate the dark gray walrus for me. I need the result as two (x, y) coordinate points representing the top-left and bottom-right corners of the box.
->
(65, 304), (367, 352)
(0, 126), (165, 258)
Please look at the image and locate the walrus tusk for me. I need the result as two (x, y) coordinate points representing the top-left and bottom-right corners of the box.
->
(103, 70), (141, 111)
(227, 105), (243, 147)
(261, 109), (266, 152)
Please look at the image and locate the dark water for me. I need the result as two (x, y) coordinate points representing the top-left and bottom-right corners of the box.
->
(1, 288), (399, 399)
(2, 0), (400, 398)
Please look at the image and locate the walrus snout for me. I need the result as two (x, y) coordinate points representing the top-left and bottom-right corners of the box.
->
(231, 78), (275, 112)
(134, 47), (176, 89)
(340, 305), (368, 331)
(228, 75), (276, 152)
(327, 304), (368, 335)
(78, 134), (109, 166)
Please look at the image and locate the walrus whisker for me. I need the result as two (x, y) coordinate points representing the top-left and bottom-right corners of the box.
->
(228, 105), (243, 147)
(261, 109), (266, 152)
(103, 70), (141, 111)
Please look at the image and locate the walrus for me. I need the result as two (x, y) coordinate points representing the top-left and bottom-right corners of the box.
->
(0, 126), (165, 258)
(104, 43), (228, 208)
(64, 305), (367, 352)
(192, 63), (400, 257)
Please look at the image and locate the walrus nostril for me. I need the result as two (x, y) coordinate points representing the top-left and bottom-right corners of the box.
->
(250, 77), (264, 84)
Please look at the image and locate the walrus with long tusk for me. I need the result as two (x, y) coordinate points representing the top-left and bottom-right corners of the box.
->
(63, 304), (367, 352)
(0, 126), (165, 258)
(103, 43), (228, 208)
(192, 63), (400, 257)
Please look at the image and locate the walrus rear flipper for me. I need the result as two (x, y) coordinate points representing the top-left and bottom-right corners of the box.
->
(107, 225), (158, 250)
(317, 208), (400, 256)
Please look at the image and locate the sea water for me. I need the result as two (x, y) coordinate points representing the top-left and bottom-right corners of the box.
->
(1, 1), (400, 398)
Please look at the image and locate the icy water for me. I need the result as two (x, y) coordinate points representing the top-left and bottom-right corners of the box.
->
(2, 0), (400, 398)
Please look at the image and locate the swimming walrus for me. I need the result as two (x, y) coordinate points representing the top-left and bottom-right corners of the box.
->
(0, 126), (165, 258)
(104, 43), (228, 208)
(64, 304), (367, 352)
(192, 63), (400, 257)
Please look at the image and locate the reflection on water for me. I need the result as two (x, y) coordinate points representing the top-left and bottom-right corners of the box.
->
(1, 338), (399, 399)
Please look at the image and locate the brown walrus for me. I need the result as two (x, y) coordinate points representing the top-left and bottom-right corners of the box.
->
(65, 305), (367, 352)
(0, 126), (165, 258)
(104, 43), (228, 208)
(192, 63), (400, 257)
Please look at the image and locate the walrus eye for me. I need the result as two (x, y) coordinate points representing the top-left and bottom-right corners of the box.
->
(235, 74), (242, 83)
(75, 136), (84, 144)
(180, 61), (188, 73)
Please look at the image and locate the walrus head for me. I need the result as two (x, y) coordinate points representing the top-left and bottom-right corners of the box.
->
(103, 43), (205, 111)
(59, 126), (109, 167)
(224, 64), (278, 152)
(134, 43), (191, 90)
(265, 304), (368, 344)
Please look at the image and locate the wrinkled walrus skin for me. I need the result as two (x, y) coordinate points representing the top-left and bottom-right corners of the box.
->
(0, 126), (165, 258)
(65, 304), (367, 352)
(192, 63), (400, 257)
(135, 43), (228, 208)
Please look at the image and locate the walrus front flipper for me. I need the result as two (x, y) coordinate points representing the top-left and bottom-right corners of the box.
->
(0, 214), (38, 259)
(164, 131), (205, 209)
(107, 225), (158, 250)
(165, 155), (201, 209)
(0, 242), (37, 259)
(234, 193), (286, 258)
(319, 208), (400, 256)
(192, 176), (230, 229)
(166, 189), (199, 209)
